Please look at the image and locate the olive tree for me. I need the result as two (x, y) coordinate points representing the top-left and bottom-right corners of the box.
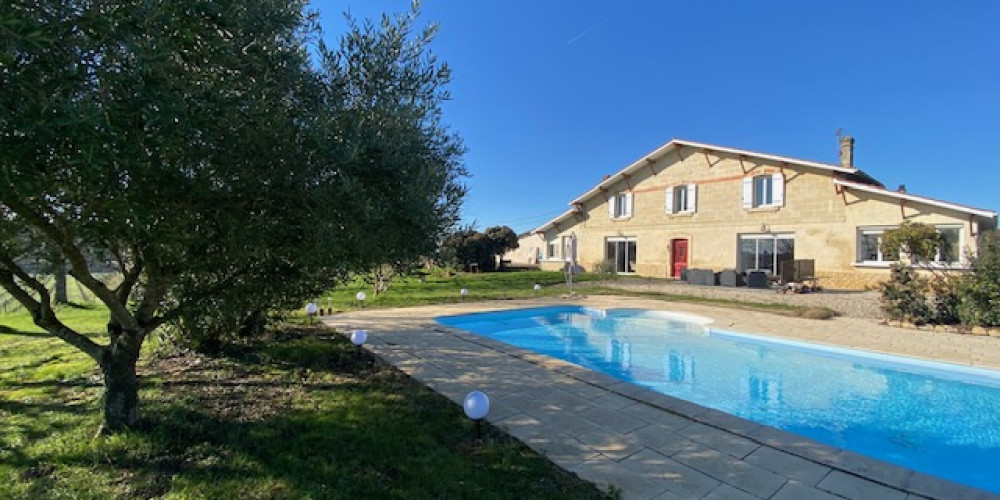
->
(0, 0), (464, 432)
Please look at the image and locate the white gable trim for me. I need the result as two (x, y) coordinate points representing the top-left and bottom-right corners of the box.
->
(833, 178), (997, 218)
(568, 138), (858, 207)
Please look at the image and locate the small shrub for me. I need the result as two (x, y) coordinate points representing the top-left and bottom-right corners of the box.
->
(593, 259), (617, 276)
(928, 274), (962, 325)
(798, 307), (836, 320)
(957, 231), (1000, 326)
(879, 263), (932, 324)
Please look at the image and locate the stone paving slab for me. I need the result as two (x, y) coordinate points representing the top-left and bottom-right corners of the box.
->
(325, 297), (1000, 500)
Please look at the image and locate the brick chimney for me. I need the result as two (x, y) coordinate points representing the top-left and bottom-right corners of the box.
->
(839, 135), (855, 168)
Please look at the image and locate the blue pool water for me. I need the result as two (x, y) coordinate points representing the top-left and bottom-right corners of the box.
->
(436, 305), (1000, 493)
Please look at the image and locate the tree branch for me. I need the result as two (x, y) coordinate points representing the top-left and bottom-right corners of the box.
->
(0, 261), (104, 362)
(2, 200), (139, 332)
(114, 248), (143, 306)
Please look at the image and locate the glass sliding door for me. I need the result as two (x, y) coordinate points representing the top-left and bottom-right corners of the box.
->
(738, 234), (794, 274)
(605, 237), (637, 274)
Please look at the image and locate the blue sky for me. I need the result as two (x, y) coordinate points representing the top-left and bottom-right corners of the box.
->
(314, 1), (1000, 234)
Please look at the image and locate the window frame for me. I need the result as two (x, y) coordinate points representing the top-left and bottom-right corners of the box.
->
(738, 233), (795, 274)
(752, 175), (773, 208)
(546, 238), (560, 261)
(610, 192), (633, 219)
(605, 236), (637, 274)
(854, 224), (965, 267)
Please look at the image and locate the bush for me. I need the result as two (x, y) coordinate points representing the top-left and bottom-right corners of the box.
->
(928, 274), (962, 325)
(798, 307), (836, 320)
(879, 263), (932, 324)
(957, 231), (1000, 327)
(593, 259), (617, 276)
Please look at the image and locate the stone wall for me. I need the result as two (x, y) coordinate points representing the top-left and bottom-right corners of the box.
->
(536, 145), (985, 290)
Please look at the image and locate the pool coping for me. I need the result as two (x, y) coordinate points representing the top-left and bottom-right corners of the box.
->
(325, 298), (1000, 500)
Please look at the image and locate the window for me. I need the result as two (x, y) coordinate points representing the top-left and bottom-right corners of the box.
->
(608, 193), (633, 219)
(753, 175), (772, 207)
(856, 225), (962, 265)
(547, 239), (559, 260)
(665, 184), (697, 214)
(742, 173), (784, 209)
(560, 236), (572, 260)
(739, 234), (794, 274)
(605, 237), (637, 273)
(937, 227), (961, 264)
(856, 228), (895, 263)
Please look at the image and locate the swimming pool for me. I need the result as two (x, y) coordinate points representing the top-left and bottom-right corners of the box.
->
(435, 305), (1000, 494)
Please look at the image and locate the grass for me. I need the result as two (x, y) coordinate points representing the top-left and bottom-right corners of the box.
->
(319, 270), (605, 311)
(318, 270), (836, 319)
(0, 309), (612, 499)
(0, 270), (834, 498)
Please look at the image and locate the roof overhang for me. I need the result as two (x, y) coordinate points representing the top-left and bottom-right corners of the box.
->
(834, 178), (997, 219)
(568, 138), (859, 206)
(533, 209), (578, 234)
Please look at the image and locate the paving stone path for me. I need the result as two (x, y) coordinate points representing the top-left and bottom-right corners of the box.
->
(326, 297), (1000, 500)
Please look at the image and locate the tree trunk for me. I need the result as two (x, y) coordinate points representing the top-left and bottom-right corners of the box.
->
(53, 262), (68, 304)
(98, 331), (141, 434)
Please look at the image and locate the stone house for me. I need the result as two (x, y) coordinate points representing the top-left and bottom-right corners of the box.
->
(532, 137), (997, 289)
(502, 232), (545, 267)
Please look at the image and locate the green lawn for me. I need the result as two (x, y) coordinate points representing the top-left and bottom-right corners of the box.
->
(319, 270), (605, 311)
(318, 270), (834, 319)
(0, 269), (834, 499)
(0, 304), (611, 499)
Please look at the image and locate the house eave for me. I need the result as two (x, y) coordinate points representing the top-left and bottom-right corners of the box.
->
(569, 138), (862, 207)
(833, 179), (997, 219)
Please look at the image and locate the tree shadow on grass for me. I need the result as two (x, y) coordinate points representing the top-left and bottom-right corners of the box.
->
(7, 327), (610, 500)
(0, 325), (50, 337)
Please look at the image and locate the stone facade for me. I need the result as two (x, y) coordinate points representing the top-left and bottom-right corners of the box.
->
(535, 139), (997, 290)
(502, 232), (545, 267)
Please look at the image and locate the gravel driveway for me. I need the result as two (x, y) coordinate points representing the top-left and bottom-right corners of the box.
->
(597, 278), (884, 319)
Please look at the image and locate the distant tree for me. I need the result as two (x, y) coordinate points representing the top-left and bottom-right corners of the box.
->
(439, 225), (518, 271)
(0, 0), (464, 433)
(484, 225), (519, 269)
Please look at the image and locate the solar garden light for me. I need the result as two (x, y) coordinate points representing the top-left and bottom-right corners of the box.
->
(460, 288), (468, 300)
(463, 390), (490, 439)
(350, 329), (368, 346)
(356, 291), (367, 308)
(534, 283), (541, 294)
(305, 302), (318, 322)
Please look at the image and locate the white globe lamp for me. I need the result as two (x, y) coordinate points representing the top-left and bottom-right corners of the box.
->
(350, 329), (368, 346)
(464, 390), (490, 438)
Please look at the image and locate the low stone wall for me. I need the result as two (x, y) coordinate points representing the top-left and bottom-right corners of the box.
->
(815, 271), (887, 291)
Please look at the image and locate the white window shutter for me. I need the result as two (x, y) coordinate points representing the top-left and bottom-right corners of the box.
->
(687, 184), (697, 213)
(664, 187), (674, 214)
(741, 177), (753, 208)
(771, 172), (785, 206)
(608, 195), (616, 219)
(625, 193), (633, 216)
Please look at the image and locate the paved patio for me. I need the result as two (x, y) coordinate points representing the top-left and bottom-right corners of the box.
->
(324, 296), (1000, 500)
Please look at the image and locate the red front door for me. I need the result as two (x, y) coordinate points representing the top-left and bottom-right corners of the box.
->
(671, 239), (688, 278)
